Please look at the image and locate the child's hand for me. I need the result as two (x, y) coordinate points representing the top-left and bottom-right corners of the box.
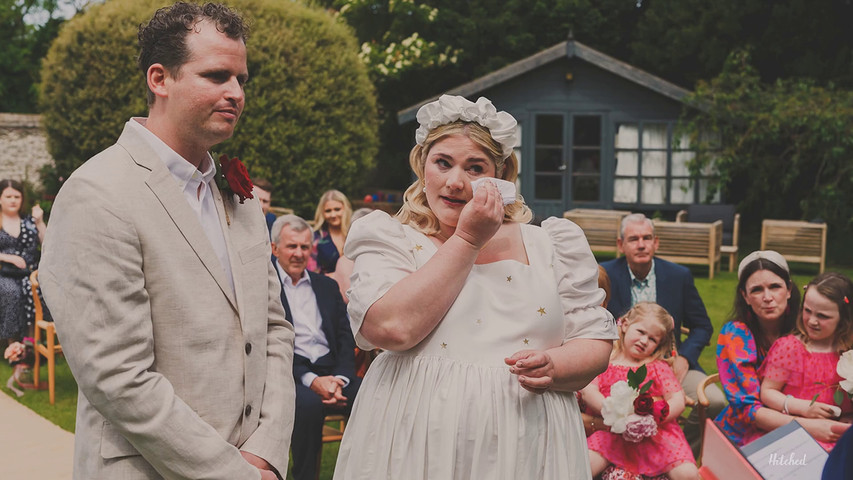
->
(804, 401), (839, 419)
(505, 350), (555, 394)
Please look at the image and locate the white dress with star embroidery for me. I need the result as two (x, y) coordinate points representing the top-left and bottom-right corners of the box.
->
(333, 211), (617, 480)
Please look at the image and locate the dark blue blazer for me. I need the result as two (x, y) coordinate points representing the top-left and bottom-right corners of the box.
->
(274, 264), (357, 382)
(601, 256), (713, 372)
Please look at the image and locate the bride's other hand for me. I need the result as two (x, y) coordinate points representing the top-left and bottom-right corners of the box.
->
(505, 350), (555, 394)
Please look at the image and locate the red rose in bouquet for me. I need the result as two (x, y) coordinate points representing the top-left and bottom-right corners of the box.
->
(633, 392), (654, 416)
(218, 154), (254, 204)
(653, 400), (669, 423)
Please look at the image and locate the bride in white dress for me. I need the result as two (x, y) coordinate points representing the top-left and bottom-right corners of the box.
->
(333, 95), (617, 480)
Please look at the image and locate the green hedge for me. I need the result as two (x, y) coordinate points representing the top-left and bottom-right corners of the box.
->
(39, 0), (378, 217)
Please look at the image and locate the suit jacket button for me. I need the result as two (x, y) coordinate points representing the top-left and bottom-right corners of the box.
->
(245, 342), (252, 355)
(245, 405), (252, 417)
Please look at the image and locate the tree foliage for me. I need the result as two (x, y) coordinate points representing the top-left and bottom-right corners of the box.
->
(630, 0), (853, 89)
(681, 50), (853, 236)
(38, 0), (378, 217)
(0, 0), (70, 112)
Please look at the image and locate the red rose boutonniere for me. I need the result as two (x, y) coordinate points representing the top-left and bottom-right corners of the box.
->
(217, 154), (254, 204)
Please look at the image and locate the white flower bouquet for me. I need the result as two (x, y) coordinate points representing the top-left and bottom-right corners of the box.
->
(600, 365), (668, 443)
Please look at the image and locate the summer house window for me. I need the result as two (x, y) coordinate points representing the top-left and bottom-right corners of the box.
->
(613, 122), (719, 205)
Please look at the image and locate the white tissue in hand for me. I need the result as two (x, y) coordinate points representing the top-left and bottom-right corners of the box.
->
(470, 177), (517, 205)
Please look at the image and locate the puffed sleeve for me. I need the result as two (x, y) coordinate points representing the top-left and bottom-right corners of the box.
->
(716, 321), (763, 423)
(650, 360), (682, 395)
(541, 217), (617, 342)
(762, 335), (803, 387)
(343, 210), (417, 350)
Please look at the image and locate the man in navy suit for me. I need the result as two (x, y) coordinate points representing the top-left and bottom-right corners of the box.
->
(601, 213), (724, 456)
(271, 214), (360, 480)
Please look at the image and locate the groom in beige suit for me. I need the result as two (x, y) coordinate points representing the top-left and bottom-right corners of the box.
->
(39, 3), (294, 479)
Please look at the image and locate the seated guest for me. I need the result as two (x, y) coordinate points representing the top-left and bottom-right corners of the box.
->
(823, 423), (853, 479)
(717, 251), (845, 446)
(602, 213), (724, 455)
(271, 215), (360, 480)
(759, 272), (853, 450)
(310, 189), (352, 274)
(251, 178), (276, 231)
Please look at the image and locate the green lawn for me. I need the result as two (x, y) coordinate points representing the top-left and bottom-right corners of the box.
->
(2, 260), (851, 479)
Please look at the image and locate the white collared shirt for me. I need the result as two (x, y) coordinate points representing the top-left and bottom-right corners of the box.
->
(629, 259), (656, 306)
(129, 118), (234, 293)
(275, 263), (333, 387)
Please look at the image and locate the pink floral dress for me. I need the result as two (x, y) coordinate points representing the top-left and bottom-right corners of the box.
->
(588, 360), (695, 476)
(763, 335), (853, 451)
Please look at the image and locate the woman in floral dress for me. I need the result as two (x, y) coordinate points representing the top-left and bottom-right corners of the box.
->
(0, 179), (45, 344)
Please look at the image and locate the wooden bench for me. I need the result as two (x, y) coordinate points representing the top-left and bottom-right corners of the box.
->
(760, 219), (827, 273)
(653, 220), (722, 279)
(268, 206), (294, 217)
(562, 209), (632, 256)
(676, 204), (740, 272)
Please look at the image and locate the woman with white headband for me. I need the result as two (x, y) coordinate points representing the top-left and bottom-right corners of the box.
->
(716, 251), (847, 446)
(334, 95), (616, 479)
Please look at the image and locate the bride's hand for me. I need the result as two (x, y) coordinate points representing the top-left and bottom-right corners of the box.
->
(505, 350), (555, 394)
(453, 180), (503, 248)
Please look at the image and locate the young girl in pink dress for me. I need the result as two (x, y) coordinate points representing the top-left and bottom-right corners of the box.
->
(583, 302), (698, 480)
(760, 272), (853, 451)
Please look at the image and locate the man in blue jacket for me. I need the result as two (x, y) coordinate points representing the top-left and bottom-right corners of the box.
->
(272, 214), (360, 480)
(601, 213), (724, 457)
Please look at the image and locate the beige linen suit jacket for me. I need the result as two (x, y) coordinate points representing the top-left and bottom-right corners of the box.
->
(39, 122), (295, 479)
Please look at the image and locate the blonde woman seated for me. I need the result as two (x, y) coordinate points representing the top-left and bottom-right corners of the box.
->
(309, 189), (352, 274)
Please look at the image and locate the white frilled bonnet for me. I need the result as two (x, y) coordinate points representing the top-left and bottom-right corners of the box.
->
(415, 95), (519, 159)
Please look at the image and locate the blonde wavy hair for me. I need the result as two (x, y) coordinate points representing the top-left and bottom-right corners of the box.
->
(312, 189), (353, 238)
(396, 121), (532, 235)
(613, 302), (676, 366)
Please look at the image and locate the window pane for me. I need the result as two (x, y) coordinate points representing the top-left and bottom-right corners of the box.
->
(535, 148), (562, 172)
(671, 151), (694, 176)
(614, 179), (637, 203)
(615, 151), (638, 176)
(573, 149), (600, 174)
(670, 178), (694, 203)
(573, 176), (599, 202)
(535, 175), (562, 200)
(615, 123), (638, 149)
(536, 115), (563, 145)
(642, 151), (667, 176)
(700, 130), (721, 149)
(515, 123), (522, 174)
(642, 123), (668, 148)
(698, 179), (722, 203)
(675, 132), (691, 150)
(574, 116), (600, 147)
(642, 178), (666, 204)
(702, 155), (718, 176)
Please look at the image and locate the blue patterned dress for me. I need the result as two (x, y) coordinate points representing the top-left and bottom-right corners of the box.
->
(715, 320), (767, 446)
(0, 215), (40, 339)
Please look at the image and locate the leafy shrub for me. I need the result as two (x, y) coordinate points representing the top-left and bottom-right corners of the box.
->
(39, 0), (377, 217)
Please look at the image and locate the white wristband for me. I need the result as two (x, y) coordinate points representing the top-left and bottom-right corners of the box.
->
(782, 394), (793, 415)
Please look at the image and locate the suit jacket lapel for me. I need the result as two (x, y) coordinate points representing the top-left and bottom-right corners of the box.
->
(274, 262), (295, 324)
(614, 258), (632, 317)
(118, 125), (239, 312)
(310, 273), (336, 353)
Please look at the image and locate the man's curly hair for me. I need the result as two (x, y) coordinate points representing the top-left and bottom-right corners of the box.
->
(137, 2), (249, 105)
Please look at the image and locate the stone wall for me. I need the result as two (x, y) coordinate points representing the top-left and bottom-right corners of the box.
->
(0, 113), (52, 187)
